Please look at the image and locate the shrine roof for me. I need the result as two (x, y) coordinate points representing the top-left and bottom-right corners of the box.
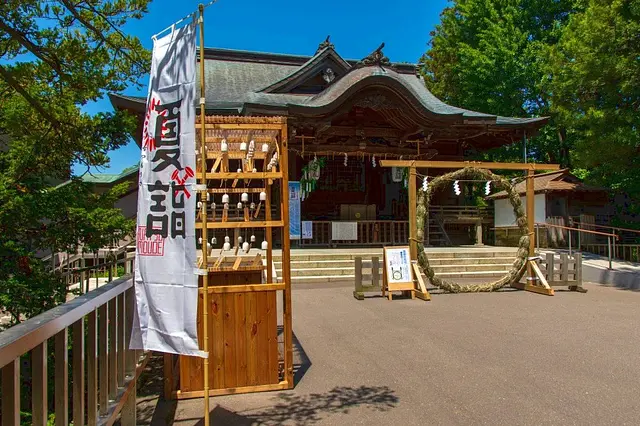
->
(109, 44), (547, 129)
(488, 169), (607, 199)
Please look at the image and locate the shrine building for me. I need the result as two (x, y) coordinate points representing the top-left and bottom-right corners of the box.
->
(110, 38), (548, 246)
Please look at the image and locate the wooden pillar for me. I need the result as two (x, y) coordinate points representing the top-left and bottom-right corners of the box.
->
(526, 168), (535, 280)
(408, 166), (417, 260)
(281, 123), (294, 387)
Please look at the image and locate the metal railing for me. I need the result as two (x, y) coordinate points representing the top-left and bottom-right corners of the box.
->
(0, 256), (147, 425)
(535, 222), (619, 269)
(572, 222), (640, 263)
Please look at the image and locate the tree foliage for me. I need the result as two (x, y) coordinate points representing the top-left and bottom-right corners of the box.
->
(0, 0), (150, 326)
(545, 0), (640, 199)
(420, 0), (584, 166)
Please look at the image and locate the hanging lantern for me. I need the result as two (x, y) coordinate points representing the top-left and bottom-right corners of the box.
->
(206, 192), (210, 201)
(220, 139), (228, 152)
(260, 191), (267, 201)
(250, 202), (256, 210)
(222, 193), (230, 204)
(240, 141), (247, 151)
(236, 202), (243, 209)
(223, 242), (231, 251)
(197, 201), (202, 209)
(242, 241), (250, 252)
(237, 168), (242, 173)
(224, 236), (230, 243)
(241, 192), (249, 203)
(252, 168), (257, 173)
(250, 235), (256, 243)
(262, 143), (270, 153)
(198, 237), (203, 245)
(211, 237), (217, 245)
(261, 240), (268, 250)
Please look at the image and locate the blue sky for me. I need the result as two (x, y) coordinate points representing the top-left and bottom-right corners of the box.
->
(80, 0), (449, 175)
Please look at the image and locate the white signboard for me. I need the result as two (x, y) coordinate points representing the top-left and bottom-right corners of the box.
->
(384, 247), (413, 284)
(331, 222), (358, 241)
(302, 221), (313, 239)
(132, 21), (205, 358)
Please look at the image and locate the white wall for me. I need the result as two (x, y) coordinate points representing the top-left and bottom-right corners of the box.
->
(494, 194), (546, 227)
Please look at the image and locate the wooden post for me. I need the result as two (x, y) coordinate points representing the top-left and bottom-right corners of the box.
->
(546, 252), (554, 283)
(198, 6), (211, 424)
(353, 257), (364, 300)
(72, 319), (85, 426)
(408, 166), (417, 260)
(372, 257), (380, 288)
(281, 123), (294, 387)
(32, 341), (48, 426)
(1, 359), (20, 426)
(526, 168), (535, 281)
(560, 253), (569, 286)
(55, 328), (69, 426)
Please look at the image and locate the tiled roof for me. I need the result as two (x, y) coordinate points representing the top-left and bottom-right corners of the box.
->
(110, 46), (548, 128)
(487, 169), (606, 199)
(80, 165), (139, 184)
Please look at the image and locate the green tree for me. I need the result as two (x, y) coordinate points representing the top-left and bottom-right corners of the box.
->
(0, 0), (150, 326)
(545, 0), (640, 202)
(420, 0), (584, 166)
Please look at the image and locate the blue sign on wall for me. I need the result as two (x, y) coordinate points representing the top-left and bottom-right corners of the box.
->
(289, 181), (301, 240)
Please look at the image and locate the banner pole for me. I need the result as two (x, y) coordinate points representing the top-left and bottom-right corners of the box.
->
(197, 3), (210, 424)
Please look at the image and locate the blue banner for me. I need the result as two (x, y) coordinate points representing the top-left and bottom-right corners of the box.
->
(289, 181), (301, 240)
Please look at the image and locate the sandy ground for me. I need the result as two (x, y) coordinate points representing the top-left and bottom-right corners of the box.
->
(127, 281), (640, 426)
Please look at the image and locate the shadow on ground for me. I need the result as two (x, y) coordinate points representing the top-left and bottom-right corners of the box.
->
(192, 385), (399, 425)
(126, 330), (321, 425)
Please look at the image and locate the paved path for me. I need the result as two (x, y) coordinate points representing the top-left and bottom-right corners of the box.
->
(135, 282), (640, 425)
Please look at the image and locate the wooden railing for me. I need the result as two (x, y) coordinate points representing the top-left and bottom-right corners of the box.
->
(0, 257), (147, 426)
(298, 221), (410, 247)
(430, 205), (493, 219)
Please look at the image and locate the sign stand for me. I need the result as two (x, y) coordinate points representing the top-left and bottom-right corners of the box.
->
(382, 246), (416, 300)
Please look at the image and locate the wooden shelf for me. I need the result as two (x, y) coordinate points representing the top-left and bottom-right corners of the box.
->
(199, 283), (284, 294)
(196, 172), (282, 180)
(196, 220), (283, 229)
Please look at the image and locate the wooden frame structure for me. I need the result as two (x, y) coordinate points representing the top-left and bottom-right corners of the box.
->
(164, 115), (294, 400)
(379, 160), (562, 296)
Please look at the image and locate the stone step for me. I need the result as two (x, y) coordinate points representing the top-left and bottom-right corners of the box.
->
(275, 260), (356, 269)
(427, 256), (515, 265)
(274, 250), (517, 262)
(288, 267), (354, 277)
(436, 270), (509, 278)
(290, 275), (357, 283)
(431, 264), (512, 273)
(273, 253), (380, 262)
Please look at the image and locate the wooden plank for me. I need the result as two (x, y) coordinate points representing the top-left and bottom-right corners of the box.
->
(207, 187), (266, 194)
(1, 359), (19, 426)
(354, 257), (363, 292)
(72, 319), (85, 426)
(524, 284), (555, 296)
(196, 220), (284, 229)
(530, 261), (551, 289)
(32, 341), (48, 426)
(173, 381), (289, 399)
(87, 310), (98, 426)
(232, 256), (243, 271)
(199, 283), (285, 294)
(379, 160), (560, 171)
(246, 292), (258, 386)
(108, 298), (117, 399)
(212, 292), (225, 389)
(164, 353), (174, 400)
(235, 293), (248, 387)
(412, 263), (431, 301)
(266, 291), (279, 383)
(372, 257), (380, 287)
(256, 291), (269, 384)
(223, 293), (237, 388)
(98, 303), (108, 416)
(55, 328), (69, 426)
(197, 172), (282, 180)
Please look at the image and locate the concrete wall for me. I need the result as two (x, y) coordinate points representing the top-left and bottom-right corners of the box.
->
(494, 193), (546, 227)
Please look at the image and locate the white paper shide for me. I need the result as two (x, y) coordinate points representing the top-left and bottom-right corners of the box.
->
(132, 21), (206, 357)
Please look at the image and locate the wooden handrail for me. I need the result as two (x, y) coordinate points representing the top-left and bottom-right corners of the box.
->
(535, 222), (618, 239)
(0, 276), (132, 369)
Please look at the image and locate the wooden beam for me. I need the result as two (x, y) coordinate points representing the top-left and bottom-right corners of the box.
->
(379, 160), (560, 171)
(526, 169), (535, 281)
(196, 220), (284, 229)
(196, 172), (282, 180)
(408, 167), (418, 260)
(319, 125), (401, 138)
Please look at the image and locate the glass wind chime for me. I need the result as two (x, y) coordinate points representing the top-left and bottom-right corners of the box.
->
(199, 138), (279, 255)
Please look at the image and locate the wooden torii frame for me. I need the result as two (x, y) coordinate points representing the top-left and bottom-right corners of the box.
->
(379, 160), (561, 296)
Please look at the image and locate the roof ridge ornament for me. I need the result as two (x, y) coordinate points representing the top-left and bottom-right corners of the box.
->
(316, 35), (334, 54)
(357, 42), (393, 68)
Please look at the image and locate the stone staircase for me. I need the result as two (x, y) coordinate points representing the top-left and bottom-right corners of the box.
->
(274, 248), (517, 284)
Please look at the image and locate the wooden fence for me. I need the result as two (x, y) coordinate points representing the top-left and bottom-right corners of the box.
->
(0, 256), (145, 426)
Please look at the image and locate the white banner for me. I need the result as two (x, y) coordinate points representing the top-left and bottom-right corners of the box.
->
(131, 20), (205, 357)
